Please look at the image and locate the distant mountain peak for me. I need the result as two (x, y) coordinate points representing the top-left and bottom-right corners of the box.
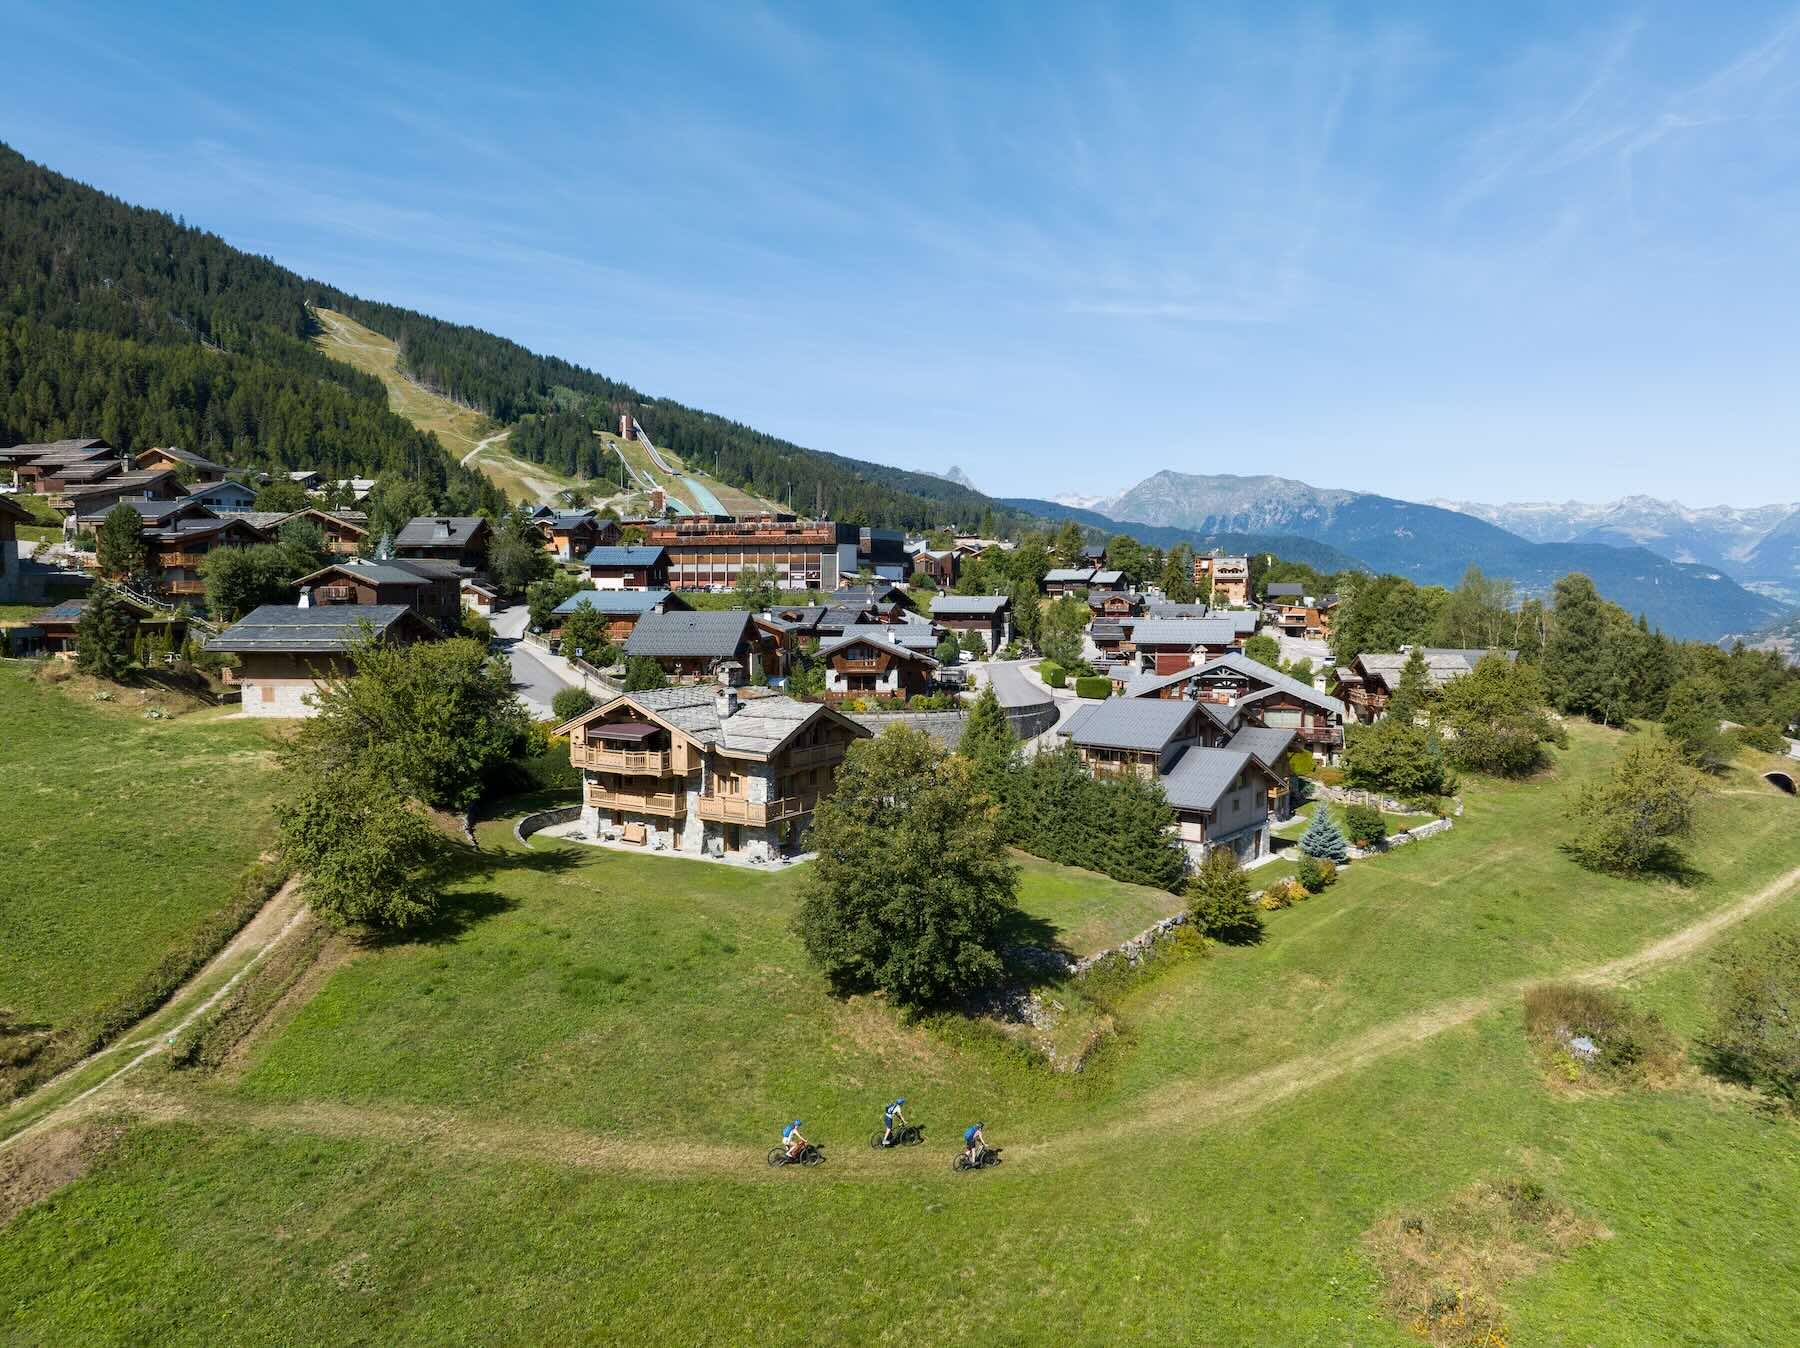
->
(927, 465), (980, 493)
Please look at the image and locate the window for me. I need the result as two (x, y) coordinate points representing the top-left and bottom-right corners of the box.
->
(260, 683), (275, 704)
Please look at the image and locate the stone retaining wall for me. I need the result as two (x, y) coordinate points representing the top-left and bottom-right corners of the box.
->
(1310, 783), (1464, 817)
(514, 804), (582, 846)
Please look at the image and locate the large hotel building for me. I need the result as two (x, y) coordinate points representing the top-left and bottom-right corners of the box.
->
(643, 516), (906, 590)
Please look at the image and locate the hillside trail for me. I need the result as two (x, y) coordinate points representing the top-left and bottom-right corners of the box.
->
(0, 881), (310, 1155)
(460, 428), (510, 468)
(17, 865), (1798, 1182)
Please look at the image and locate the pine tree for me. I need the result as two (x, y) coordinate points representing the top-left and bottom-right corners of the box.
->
(75, 589), (135, 681)
(1298, 807), (1350, 863)
(1185, 847), (1261, 942)
(1387, 647), (1433, 724)
(1543, 573), (1610, 717)
(95, 504), (146, 580)
(958, 684), (1017, 824)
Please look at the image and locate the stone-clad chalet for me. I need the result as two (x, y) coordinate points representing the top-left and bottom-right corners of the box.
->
(817, 630), (940, 703)
(556, 683), (871, 861)
(623, 609), (787, 681)
(206, 604), (440, 716)
(1124, 652), (1346, 757)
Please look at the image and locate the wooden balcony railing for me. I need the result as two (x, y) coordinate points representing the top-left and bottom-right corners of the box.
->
(695, 793), (819, 825)
(1297, 723), (1344, 747)
(316, 585), (357, 603)
(781, 743), (847, 770)
(572, 743), (674, 774)
(584, 783), (686, 815)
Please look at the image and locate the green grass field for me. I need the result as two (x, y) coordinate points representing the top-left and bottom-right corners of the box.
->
(4, 722), (1799, 1343)
(311, 307), (500, 458)
(0, 667), (286, 1041)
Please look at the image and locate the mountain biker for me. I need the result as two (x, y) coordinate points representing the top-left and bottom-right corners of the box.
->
(963, 1121), (988, 1165)
(782, 1119), (809, 1160)
(881, 1098), (908, 1146)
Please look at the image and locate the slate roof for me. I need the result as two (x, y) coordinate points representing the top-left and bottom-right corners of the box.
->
(1265, 583), (1306, 598)
(1126, 652), (1345, 718)
(929, 595), (1008, 616)
(1090, 569), (1124, 586)
(296, 559), (431, 588)
(547, 510), (597, 529)
(818, 633), (940, 666)
(220, 510), (296, 530)
(1128, 619), (1238, 648)
(0, 437), (109, 461)
(1162, 748), (1255, 813)
(206, 604), (422, 653)
(569, 686), (871, 757)
(1043, 567), (1096, 583)
(1226, 724), (1299, 771)
(395, 516), (485, 547)
(109, 498), (221, 526)
(1224, 610), (1260, 635)
(761, 605), (831, 633)
(63, 469), (175, 500)
(624, 610), (754, 659)
(555, 589), (677, 616)
(1351, 648), (1516, 692)
(838, 622), (939, 653)
(142, 445), (227, 472)
(584, 545), (667, 567)
(186, 479), (256, 499)
(1059, 704), (1099, 740)
(1147, 603), (1211, 619)
(1067, 697), (1198, 752)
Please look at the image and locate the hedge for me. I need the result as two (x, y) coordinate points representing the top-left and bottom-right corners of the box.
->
(1039, 661), (1067, 689)
(1074, 676), (1111, 699)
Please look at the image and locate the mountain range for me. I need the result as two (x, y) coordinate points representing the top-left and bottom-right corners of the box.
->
(1429, 496), (1800, 604)
(1039, 471), (1790, 642)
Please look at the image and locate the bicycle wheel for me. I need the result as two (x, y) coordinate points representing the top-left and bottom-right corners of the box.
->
(952, 1154), (969, 1172)
(870, 1131), (885, 1150)
(766, 1148), (786, 1168)
(802, 1147), (824, 1167)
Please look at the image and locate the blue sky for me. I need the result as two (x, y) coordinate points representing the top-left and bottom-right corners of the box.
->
(6, 0), (1800, 507)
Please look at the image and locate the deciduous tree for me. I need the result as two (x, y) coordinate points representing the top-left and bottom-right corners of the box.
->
(1564, 737), (1701, 875)
(797, 727), (1018, 1006)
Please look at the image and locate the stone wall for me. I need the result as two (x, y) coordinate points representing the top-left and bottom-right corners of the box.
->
(514, 803), (582, 845)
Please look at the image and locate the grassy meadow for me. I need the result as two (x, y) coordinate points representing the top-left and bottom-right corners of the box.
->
(3, 721), (1799, 1343)
(0, 666), (286, 1046)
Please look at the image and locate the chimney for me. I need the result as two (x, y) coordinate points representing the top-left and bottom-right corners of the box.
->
(716, 665), (739, 719)
(298, 586), (312, 608)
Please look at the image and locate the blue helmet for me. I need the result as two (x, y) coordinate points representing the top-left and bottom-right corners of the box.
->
(791, 1120), (803, 1129)
(896, 1098), (905, 1106)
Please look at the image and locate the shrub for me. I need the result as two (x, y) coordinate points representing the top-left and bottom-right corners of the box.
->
(1317, 766), (1345, 786)
(1732, 723), (1789, 754)
(1184, 847), (1262, 942)
(1287, 749), (1317, 778)
(1257, 889), (1290, 911)
(1073, 675), (1111, 700)
(551, 686), (597, 724)
(1342, 802), (1386, 848)
(1565, 737), (1701, 876)
(1523, 982), (1680, 1087)
(1039, 660), (1066, 688)
(1706, 928), (1800, 1112)
(1296, 856), (1337, 893)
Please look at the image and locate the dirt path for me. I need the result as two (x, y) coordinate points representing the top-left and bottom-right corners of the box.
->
(460, 428), (510, 468)
(1061, 862), (1800, 1157)
(0, 881), (311, 1154)
(12, 866), (1799, 1181)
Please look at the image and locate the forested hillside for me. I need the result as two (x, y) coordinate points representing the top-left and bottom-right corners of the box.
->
(338, 297), (1033, 531)
(0, 143), (502, 517)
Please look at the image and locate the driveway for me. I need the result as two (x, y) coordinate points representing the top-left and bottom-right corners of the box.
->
(489, 604), (584, 719)
(973, 658), (1082, 751)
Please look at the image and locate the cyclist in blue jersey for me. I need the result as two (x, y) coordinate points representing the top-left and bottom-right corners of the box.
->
(881, 1098), (908, 1146)
(963, 1121), (988, 1165)
(782, 1119), (809, 1161)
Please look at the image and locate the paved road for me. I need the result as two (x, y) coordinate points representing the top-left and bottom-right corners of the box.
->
(491, 606), (582, 719)
(974, 658), (1082, 750)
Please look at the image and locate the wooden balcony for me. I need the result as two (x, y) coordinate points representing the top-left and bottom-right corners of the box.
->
(159, 552), (206, 568)
(584, 782), (686, 815)
(695, 793), (819, 825)
(163, 579), (207, 596)
(316, 584), (357, 604)
(1298, 724), (1344, 748)
(780, 743), (847, 770)
(572, 743), (675, 774)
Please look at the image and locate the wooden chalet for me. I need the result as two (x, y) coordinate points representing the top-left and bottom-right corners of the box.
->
(555, 683), (871, 861)
(295, 557), (463, 630)
(553, 588), (689, 646)
(1123, 652), (1346, 757)
(144, 514), (273, 599)
(927, 594), (1011, 652)
(1124, 618), (1242, 674)
(1193, 554), (1250, 606)
(135, 446), (229, 482)
(818, 631), (941, 704)
(623, 609), (786, 681)
(394, 516), (491, 571)
(542, 511), (617, 561)
(1335, 648), (1515, 724)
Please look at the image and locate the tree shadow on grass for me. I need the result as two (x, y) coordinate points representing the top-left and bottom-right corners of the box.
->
(997, 910), (1078, 990)
(1556, 843), (1709, 889)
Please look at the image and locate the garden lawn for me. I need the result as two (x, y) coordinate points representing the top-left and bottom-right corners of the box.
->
(0, 667), (286, 1033)
(1009, 852), (1182, 955)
